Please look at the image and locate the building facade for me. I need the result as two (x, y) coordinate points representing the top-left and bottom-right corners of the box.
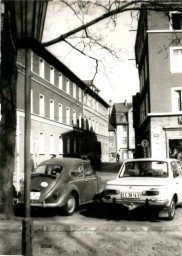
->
(14, 41), (109, 190)
(133, 4), (182, 159)
(109, 101), (135, 162)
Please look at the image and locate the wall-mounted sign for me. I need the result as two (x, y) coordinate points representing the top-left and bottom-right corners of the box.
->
(141, 139), (149, 148)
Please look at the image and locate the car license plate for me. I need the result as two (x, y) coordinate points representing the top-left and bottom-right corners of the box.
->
(121, 192), (141, 198)
(30, 192), (40, 200)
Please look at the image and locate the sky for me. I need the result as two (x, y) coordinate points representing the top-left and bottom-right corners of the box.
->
(42, 1), (139, 104)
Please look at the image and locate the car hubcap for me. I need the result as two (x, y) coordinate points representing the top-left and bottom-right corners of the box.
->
(67, 197), (75, 212)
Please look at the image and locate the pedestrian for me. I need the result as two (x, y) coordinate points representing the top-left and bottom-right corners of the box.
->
(116, 152), (120, 162)
(30, 155), (35, 173)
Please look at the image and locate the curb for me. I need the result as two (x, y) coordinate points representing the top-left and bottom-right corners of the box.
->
(1, 221), (182, 232)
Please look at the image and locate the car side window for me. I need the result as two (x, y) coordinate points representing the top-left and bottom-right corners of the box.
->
(177, 161), (182, 176)
(171, 162), (180, 178)
(71, 165), (84, 179)
(84, 164), (94, 177)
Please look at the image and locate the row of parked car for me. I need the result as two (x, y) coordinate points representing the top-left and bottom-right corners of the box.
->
(14, 157), (182, 220)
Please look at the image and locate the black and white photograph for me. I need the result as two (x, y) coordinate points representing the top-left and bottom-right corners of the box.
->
(0, 0), (182, 255)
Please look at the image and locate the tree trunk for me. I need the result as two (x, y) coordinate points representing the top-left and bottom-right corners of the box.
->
(0, 2), (18, 219)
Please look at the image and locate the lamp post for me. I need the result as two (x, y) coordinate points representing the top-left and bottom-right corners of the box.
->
(13, 1), (48, 255)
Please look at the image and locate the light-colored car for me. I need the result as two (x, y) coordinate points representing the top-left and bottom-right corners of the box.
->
(15, 158), (105, 216)
(104, 158), (182, 220)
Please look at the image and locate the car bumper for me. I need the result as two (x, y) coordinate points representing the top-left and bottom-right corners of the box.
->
(15, 200), (64, 208)
(103, 197), (169, 210)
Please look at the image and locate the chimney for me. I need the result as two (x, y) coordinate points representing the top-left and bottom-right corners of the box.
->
(109, 100), (113, 107)
(124, 100), (127, 106)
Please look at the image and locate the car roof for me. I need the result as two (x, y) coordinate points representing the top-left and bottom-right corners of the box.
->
(123, 158), (179, 163)
(38, 157), (90, 168)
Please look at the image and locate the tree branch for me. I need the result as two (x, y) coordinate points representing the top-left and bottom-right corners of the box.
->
(42, 0), (182, 47)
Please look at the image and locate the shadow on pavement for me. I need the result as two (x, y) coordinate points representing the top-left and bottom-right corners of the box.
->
(79, 202), (162, 223)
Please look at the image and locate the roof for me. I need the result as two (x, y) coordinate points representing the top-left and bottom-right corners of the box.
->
(114, 103), (132, 113)
(122, 158), (179, 163)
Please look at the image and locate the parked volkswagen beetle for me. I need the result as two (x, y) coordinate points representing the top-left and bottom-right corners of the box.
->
(16, 158), (105, 215)
(103, 158), (182, 220)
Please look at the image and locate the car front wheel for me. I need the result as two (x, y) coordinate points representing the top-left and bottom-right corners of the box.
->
(62, 193), (76, 216)
(167, 197), (176, 220)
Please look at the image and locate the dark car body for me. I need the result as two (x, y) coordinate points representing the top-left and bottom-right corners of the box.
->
(16, 158), (105, 215)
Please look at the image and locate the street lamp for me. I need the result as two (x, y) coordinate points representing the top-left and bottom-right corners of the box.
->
(13, 1), (48, 255)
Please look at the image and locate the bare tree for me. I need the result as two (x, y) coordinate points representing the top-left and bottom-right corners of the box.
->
(1, 0), (182, 218)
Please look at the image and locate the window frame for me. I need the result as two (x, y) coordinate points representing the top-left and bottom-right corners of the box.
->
(50, 99), (54, 120)
(170, 46), (182, 73)
(50, 134), (55, 154)
(50, 66), (54, 84)
(39, 58), (45, 78)
(39, 94), (45, 117)
(171, 87), (182, 112)
(169, 11), (182, 31)
(39, 132), (45, 154)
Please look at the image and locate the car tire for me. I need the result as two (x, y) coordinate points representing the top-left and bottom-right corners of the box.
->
(167, 197), (176, 220)
(62, 193), (76, 216)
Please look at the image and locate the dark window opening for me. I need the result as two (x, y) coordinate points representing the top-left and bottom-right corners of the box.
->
(171, 13), (182, 30)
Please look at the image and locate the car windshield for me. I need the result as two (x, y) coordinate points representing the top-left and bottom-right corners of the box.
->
(119, 161), (168, 178)
(33, 164), (63, 177)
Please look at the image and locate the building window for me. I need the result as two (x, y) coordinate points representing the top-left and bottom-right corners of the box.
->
(172, 89), (182, 111)
(84, 116), (87, 130)
(50, 99), (54, 120)
(92, 120), (95, 132)
(109, 131), (114, 136)
(50, 66), (54, 84)
(170, 12), (182, 30)
(79, 113), (82, 128)
(39, 58), (44, 78)
(66, 79), (70, 94)
(123, 137), (127, 145)
(96, 101), (99, 111)
(73, 110), (77, 126)
(140, 100), (145, 123)
(79, 88), (82, 102)
(31, 90), (33, 114)
(73, 138), (76, 154)
(58, 104), (62, 122)
(59, 73), (63, 90)
(123, 126), (127, 131)
(39, 94), (45, 117)
(59, 135), (63, 155)
(66, 137), (70, 154)
(39, 132), (45, 154)
(110, 141), (114, 148)
(66, 107), (70, 125)
(88, 118), (91, 130)
(132, 137), (135, 145)
(96, 122), (99, 133)
(50, 134), (54, 154)
(73, 83), (76, 98)
(170, 47), (182, 73)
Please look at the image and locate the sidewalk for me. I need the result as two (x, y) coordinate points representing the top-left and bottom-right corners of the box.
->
(1, 217), (182, 256)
